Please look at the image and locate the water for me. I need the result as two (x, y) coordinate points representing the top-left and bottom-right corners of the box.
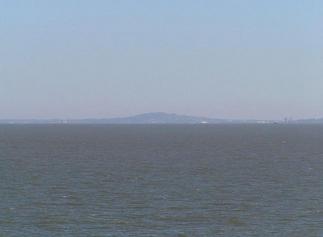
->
(1, 125), (323, 236)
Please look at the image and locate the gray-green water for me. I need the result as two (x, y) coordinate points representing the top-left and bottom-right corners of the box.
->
(1, 125), (323, 236)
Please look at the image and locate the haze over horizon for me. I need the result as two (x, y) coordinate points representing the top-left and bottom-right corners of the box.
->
(1, 1), (322, 120)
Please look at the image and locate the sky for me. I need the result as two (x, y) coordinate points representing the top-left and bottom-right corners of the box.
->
(1, 0), (322, 120)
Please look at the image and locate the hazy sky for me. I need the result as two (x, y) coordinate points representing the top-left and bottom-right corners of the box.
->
(1, 0), (322, 119)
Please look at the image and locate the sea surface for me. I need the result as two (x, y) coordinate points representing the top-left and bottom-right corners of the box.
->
(1, 125), (323, 236)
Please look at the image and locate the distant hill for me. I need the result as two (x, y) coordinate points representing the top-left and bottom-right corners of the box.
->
(96, 112), (229, 124)
(0, 112), (257, 124)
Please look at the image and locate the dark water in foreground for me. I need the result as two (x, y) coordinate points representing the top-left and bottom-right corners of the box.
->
(1, 125), (323, 236)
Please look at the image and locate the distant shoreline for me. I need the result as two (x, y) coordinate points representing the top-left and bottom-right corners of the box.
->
(1, 112), (323, 124)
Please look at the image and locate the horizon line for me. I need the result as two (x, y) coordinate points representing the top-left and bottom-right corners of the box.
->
(0, 112), (322, 123)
